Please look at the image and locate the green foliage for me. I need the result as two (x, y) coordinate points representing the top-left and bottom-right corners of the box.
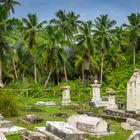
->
(0, 91), (17, 117)
(104, 65), (137, 91)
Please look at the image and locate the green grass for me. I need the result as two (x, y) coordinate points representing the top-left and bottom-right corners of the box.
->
(5, 94), (131, 140)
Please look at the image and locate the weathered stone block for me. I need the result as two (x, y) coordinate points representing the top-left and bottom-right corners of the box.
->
(0, 126), (26, 135)
(35, 127), (61, 140)
(25, 115), (43, 124)
(21, 131), (46, 140)
(46, 121), (85, 140)
(127, 69), (140, 112)
(62, 86), (71, 106)
(0, 120), (13, 128)
(67, 114), (108, 134)
(36, 101), (56, 107)
(0, 133), (7, 140)
(121, 123), (133, 131)
(128, 130), (140, 140)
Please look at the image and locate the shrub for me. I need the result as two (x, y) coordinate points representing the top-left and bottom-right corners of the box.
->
(0, 91), (18, 117)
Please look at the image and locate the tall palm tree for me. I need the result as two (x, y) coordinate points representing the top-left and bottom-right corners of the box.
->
(0, 17), (14, 87)
(0, 0), (20, 16)
(93, 14), (116, 82)
(75, 21), (94, 84)
(44, 26), (68, 86)
(123, 13), (140, 65)
(22, 14), (47, 83)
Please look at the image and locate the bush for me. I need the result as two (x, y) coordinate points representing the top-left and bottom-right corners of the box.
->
(0, 91), (18, 117)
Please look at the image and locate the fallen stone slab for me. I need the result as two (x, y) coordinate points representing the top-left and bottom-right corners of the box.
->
(21, 131), (46, 140)
(17, 118), (30, 125)
(35, 127), (62, 140)
(0, 126), (26, 135)
(25, 115), (43, 124)
(0, 133), (7, 140)
(36, 101), (56, 106)
(121, 123), (133, 131)
(46, 121), (85, 140)
(126, 118), (140, 127)
(0, 120), (13, 128)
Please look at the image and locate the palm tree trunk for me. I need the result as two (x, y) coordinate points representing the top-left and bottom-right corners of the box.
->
(57, 72), (59, 84)
(64, 65), (68, 82)
(82, 63), (84, 84)
(100, 54), (104, 83)
(44, 71), (51, 87)
(0, 60), (4, 87)
(13, 60), (18, 79)
(133, 42), (136, 65)
(34, 62), (37, 84)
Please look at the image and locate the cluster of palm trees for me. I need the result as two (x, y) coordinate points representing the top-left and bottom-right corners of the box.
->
(0, 0), (140, 87)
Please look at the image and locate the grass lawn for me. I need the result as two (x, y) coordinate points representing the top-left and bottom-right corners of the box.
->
(5, 95), (131, 140)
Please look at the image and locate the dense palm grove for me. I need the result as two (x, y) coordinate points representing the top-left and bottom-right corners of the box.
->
(0, 1), (140, 89)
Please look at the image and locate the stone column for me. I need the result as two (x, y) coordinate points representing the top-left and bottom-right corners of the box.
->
(91, 80), (102, 103)
(106, 89), (118, 109)
(62, 86), (71, 106)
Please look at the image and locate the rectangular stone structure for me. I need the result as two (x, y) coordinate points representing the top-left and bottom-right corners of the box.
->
(0, 120), (13, 128)
(127, 69), (140, 111)
(0, 133), (7, 140)
(67, 114), (108, 134)
(46, 121), (85, 140)
(35, 127), (62, 140)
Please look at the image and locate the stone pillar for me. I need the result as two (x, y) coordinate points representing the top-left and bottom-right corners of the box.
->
(106, 89), (118, 109)
(127, 69), (140, 111)
(91, 80), (102, 103)
(62, 86), (71, 106)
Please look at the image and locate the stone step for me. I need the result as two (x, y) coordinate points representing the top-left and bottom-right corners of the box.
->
(0, 120), (13, 128)
(21, 131), (46, 140)
(35, 127), (62, 140)
(0, 125), (26, 135)
(46, 121), (85, 140)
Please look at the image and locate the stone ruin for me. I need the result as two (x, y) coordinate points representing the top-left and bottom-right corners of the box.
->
(67, 114), (109, 134)
(121, 118), (140, 131)
(128, 130), (140, 140)
(28, 114), (114, 140)
(91, 80), (118, 109)
(62, 86), (71, 106)
(127, 69), (140, 112)
(0, 133), (7, 140)
(0, 114), (26, 136)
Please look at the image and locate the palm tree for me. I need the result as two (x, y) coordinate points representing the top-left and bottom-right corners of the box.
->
(75, 21), (94, 84)
(105, 45), (126, 69)
(50, 10), (80, 41)
(0, 17), (14, 87)
(93, 14), (116, 82)
(0, 0), (20, 16)
(123, 13), (140, 65)
(22, 14), (47, 83)
(43, 26), (68, 86)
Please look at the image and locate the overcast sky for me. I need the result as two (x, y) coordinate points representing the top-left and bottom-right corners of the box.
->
(12, 0), (140, 25)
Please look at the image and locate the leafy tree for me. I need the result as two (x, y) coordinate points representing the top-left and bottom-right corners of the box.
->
(22, 14), (47, 83)
(0, 0), (20, 16)
(44, 26), (68, 86)
(75, 21), (94, 83)
(123, 13), (140, 65)
(93, 14), (116, 82)
(50, 10), (80, 41)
